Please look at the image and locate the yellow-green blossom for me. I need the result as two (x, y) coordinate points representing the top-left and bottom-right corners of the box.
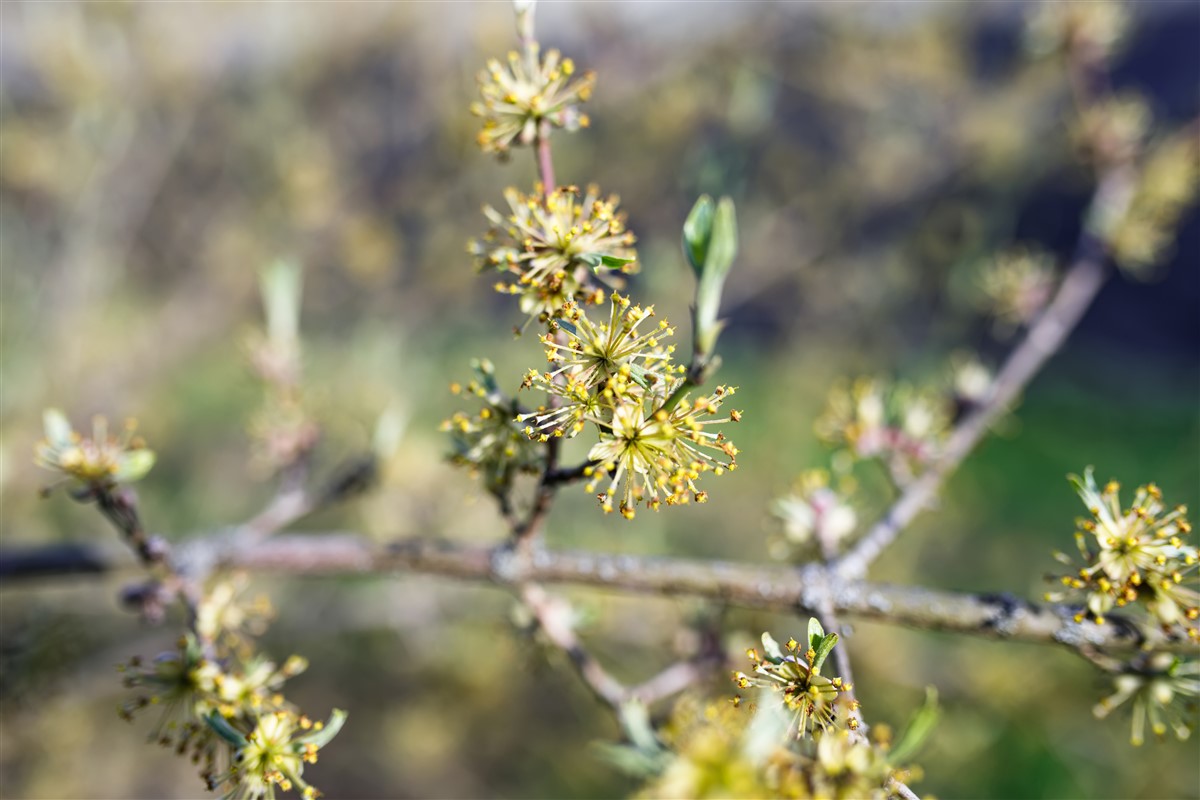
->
(977, 248), (1057, 332)
(441, 359), (544, 495)
(471, 45), (594, 159)
(471, 185), (637, 319)
(582, 384), (740, 519)
(1047, 468), (1198, 638)
(733, 631), (858, 739)
(770, 470), (858, 560)
(35, 409), (155, 490)
(1093, 654), (1199, 745)
(814, 378), (949, 484)
(209, 708), (346, 800)
(527, 293), (676, 401)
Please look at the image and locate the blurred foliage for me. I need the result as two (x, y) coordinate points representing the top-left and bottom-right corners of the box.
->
(1, 1), (1197, 799)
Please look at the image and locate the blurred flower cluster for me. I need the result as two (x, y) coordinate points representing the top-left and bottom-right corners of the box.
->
(630, 622), (920, 799)
(1093, 653), (1199, 746)
(976, 247), (1058, 334)
(634, 700), (896, 800)
(1047, 468), (1198, 638)
(245, 261), (319, 476)
(441, 359), (545, 498)
(1024, 0), (1128, 62)
(814, 377), (951, 486)
(471, 44), (594, 160)
(769, 470), (858, 561)
(118, 578), (345, 799)
(1109, 130), (1200, 273)
(35, 409), (155, 493)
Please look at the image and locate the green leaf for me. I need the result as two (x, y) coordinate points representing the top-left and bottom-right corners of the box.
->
(295, 708), (348, 750)
(114, 449), (156, 483)
(204, 712), (248, 747)
(617, 700), (662, 754)
(761, 631), (785, 661)
(888, 687), (940, 765)
(373, 402), (408, 462)
(42, 409), (74, 447)
(471, 358), (499, 395)
(691, 197), (738, 359)
(807, 618), (825, 652)
(810, 631), (839, 674)
(260, 259), (303, 347)
(578, 252), (636, 272)
(682, 195), (715, 275)
(705, 197), (738, 281)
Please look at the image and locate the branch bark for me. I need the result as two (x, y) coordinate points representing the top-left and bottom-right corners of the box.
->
(5, 536), (1194, 655)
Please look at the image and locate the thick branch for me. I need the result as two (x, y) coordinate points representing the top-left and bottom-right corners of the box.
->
(6, 537), (1193, 655)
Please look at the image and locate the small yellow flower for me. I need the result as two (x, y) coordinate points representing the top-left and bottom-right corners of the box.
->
(1047, 468), (1198, 638)
(977, 248), (1057, 332)
(35, 409), (155, 490)
(1093, 654), (1199, 745)
(471, 45), (595, 159)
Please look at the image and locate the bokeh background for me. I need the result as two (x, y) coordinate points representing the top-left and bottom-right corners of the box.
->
(1, 1), (1197, 798)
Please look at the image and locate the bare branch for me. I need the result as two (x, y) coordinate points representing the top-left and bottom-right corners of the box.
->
(834, 204), (1116, 581)
(521, 584), (628, 708)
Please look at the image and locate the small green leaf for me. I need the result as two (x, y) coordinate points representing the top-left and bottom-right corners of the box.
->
(42, 409), (74, 447)
(204, 712), (248, 747)
(617, 700), (661, 754)
(114, 450), (156, 483)
(260, 259), (303, 347)
(888, 687), (940, 765)
(761, 631), (785, 661)
(691, 197), (738, 360)
(705, 197), (738, 281)
(295, 708), (348, 749)
(682, 195), (715, 275)
(810, 632), (839, 674)
(471, 358), (499, 395)
(807, 617), (825, 652)
(578, 253), (636, 272)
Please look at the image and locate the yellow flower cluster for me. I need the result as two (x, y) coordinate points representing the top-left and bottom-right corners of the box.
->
(518, 293), (740, 519)
(471, 45), (595, 159)
(1047, 468), (1198, 639)
(471, 184), (637, 319)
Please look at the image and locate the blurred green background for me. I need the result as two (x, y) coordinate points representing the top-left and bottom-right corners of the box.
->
(1, 1), (1197, 798)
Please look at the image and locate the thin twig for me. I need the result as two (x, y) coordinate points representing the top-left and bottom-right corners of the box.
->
(834, 222), (1114, 581)
(834, 29), (1140, 582)
(521, 583), (628, 708)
